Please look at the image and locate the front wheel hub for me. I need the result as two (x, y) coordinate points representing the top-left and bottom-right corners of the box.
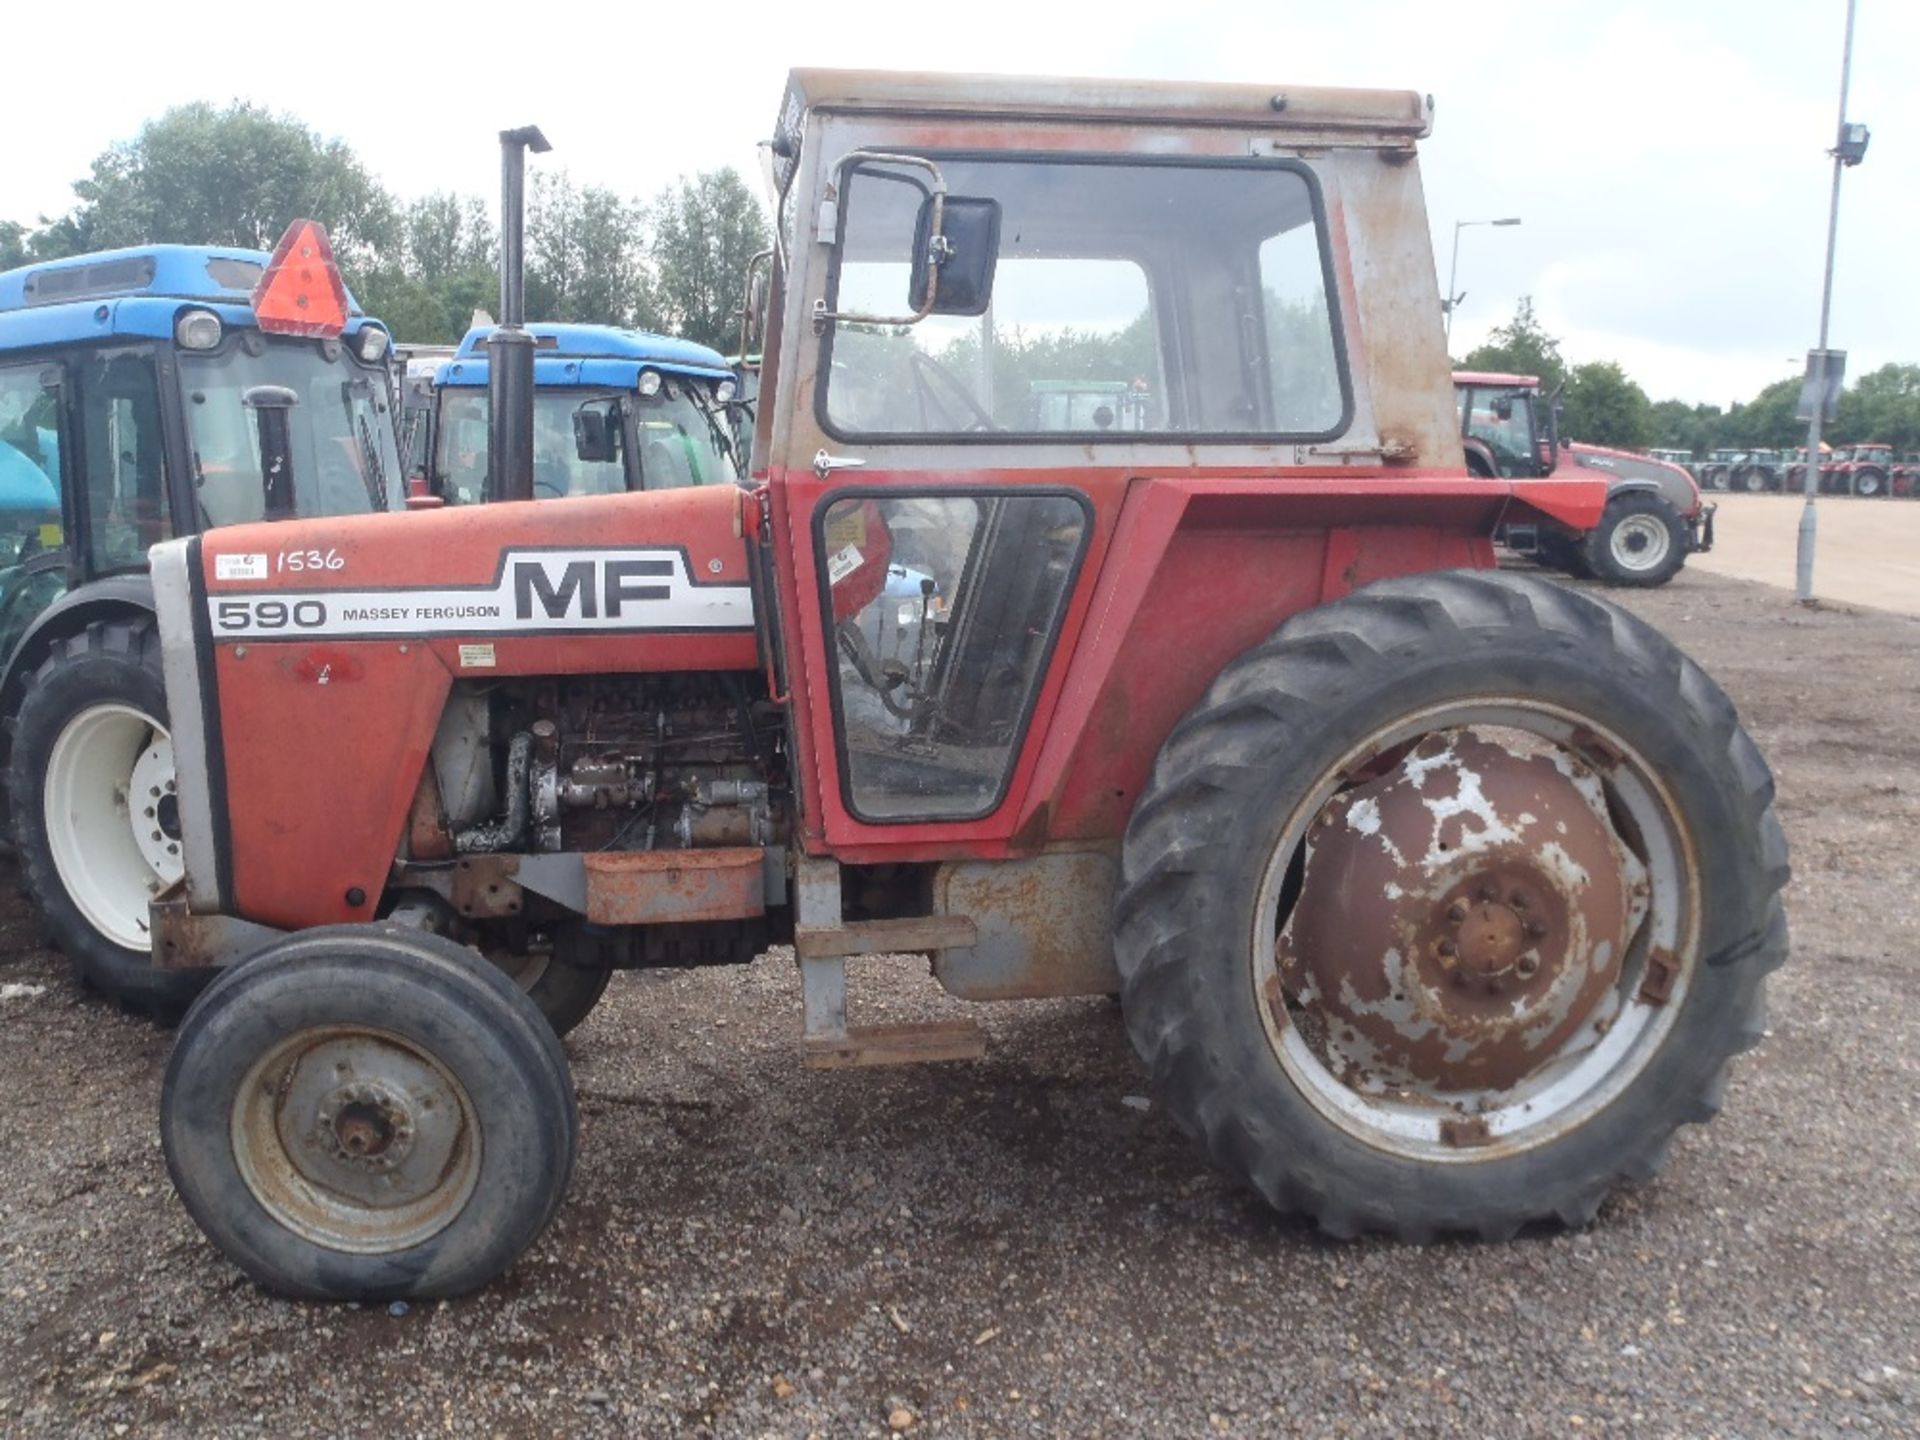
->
(1277, 730), (1648, 1093)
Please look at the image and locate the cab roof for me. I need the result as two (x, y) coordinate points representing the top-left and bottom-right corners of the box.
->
(440, 323), (733, 388)
(780, 68), (1434, 140)
(0, 242), (373, 353)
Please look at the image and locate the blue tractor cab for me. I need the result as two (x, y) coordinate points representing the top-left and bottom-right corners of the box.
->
(0, 222), (404, 1012)
(429, 323), (742, 504)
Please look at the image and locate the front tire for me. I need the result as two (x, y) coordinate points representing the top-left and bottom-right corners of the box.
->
(1114, 571), (1788, 1241)
(161, 925), (576, 1300)
(9, 617), (212, 1019)
(1583, 492), (1688, 586)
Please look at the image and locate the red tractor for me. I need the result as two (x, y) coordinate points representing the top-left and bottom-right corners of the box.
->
(1455, 372), (1713, 586)
(1823, 442), (1895, 497)
(147, 71), (1785, 1299)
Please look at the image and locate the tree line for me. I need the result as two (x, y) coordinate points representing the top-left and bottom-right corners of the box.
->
(1458, 299), (1920, 456)
(0, 102), (769, 353)
(6, 102), (1913, 453)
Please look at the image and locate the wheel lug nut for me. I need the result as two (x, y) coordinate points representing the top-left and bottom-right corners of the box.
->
(1516, 955), (1539, 979)
(1446, 901), (1469, 924)
(1509, 893), (1528, 910)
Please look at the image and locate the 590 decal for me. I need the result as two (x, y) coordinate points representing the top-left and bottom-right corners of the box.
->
(206, 548), (754, 639)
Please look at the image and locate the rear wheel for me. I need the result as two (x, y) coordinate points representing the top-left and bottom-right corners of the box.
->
(1853, 466), (1887, 498)
(9, 616), (212, 1019)
(1114, 571), (1787, 1241)
(1583, 492), (1687, 586)
(161, 924), (576, 1300)
(490, 947), (612, 1037)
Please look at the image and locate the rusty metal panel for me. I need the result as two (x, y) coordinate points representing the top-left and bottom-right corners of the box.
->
(150, 882), (284, 970)
(931, 850), (1120, 1000)
(583, 848), (766, 926)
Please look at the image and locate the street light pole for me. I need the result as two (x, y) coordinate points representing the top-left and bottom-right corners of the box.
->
(1795, 0), (1861, 604)
(1444, 217), (1522, 351)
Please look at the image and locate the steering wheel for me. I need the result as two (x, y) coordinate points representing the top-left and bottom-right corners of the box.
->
(907, 350), (999, 433)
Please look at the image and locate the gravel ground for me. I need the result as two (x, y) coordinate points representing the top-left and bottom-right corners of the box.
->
(1, 565), (1916, 1438)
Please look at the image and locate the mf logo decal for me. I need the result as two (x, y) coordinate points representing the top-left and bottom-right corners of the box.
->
(208, 549), (752, 638)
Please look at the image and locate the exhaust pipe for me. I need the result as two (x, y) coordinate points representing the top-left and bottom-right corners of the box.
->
(488, 125), (551, 505)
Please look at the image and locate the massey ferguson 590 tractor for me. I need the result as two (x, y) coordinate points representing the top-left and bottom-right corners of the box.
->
(148, 71), (1786, 1299)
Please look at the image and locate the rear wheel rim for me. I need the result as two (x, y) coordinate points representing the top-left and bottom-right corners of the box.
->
(1609, 514), (1672, 572)
(43, 703), (182, 952)
(232, 1025), (482, 1253)
(1249, 700), (1698, 1163)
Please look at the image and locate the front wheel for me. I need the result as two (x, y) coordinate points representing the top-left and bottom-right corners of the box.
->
(9, 616), (212, 1019)
(162, 925), (577, 1300)
(1583, 492), (1688, 586)
(1114, 571), (1788, 1241)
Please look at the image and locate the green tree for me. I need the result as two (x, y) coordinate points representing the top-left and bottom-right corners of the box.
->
(1458, 297), (1567, 392)
(1648, 398), (1723, 458)
(525, 171), (656, 330)
(650, 169), (770, 352)
(49, 101), (398, 271)
(402, 193), (495, 284)
(1833, 362), (1920, 450)
(0, 221), (27, 270)
(1562, 361), (1653, 449)
(1721, 376), (1803, 449)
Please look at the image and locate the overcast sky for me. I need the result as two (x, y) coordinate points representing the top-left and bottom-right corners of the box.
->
(2, 0), (1911, 407)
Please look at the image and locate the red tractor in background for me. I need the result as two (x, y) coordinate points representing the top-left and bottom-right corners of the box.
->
(1822, 442), (1895, 497)
(1455, 372), (1712, 586)
(147, 71), (1784, 1300)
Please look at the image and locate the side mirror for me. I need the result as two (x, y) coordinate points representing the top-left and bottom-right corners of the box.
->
(909, 194), (1001, 316)
(573, 405), (618, 463)
(737, 248), (773, 360)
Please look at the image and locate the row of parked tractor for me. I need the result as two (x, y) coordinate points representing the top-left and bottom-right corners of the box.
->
(1662, 443), (1920, 498)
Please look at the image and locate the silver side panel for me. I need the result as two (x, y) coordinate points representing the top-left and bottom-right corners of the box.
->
(150, 539), (221, 911)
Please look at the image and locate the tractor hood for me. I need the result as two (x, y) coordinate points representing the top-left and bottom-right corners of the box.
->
(149, 484), (758, 922)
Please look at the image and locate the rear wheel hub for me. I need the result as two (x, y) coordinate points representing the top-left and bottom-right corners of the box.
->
(1277, 730), (1647, 1094)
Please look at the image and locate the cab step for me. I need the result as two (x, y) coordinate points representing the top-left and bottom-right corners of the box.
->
(793, 915), (979, 959)
(802, 1019), (987, 1069)
(792, 859), (986, 1069)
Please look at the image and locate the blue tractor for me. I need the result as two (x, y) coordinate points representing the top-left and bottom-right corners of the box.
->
(0, 222), (403, 1015)
(424, 323), (743, 504)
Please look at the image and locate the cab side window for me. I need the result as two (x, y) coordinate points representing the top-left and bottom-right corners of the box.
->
(76, 351), (172, 573)
(0, 363), (68, 659)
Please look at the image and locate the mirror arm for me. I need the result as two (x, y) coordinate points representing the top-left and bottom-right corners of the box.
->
(736, 247), (773, 362)
(810, 150), (948, 334)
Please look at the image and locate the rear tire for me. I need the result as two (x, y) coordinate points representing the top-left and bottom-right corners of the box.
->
(491, 948), (613, 1037)
(9, 616), (212, 1020)
(161, 924), (576, 1300)
(1583, 492), (1687, 587)
(1114, 570), (1787, 1241)
(1853, 466), (1887, 498)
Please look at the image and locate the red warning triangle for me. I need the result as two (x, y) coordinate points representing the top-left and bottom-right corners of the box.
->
(251, 219), (350, 337)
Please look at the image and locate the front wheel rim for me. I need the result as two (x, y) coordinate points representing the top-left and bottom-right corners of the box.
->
(43, 703), (183, 952)
(232, 1025), (482, 1253)
(1249, 701), (1698, 1164)
(1609, 514), (1673, 572)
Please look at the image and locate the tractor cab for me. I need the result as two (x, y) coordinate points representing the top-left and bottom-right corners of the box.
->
(1453, 371), (1558, 479)
(428, 324), (741, 505)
